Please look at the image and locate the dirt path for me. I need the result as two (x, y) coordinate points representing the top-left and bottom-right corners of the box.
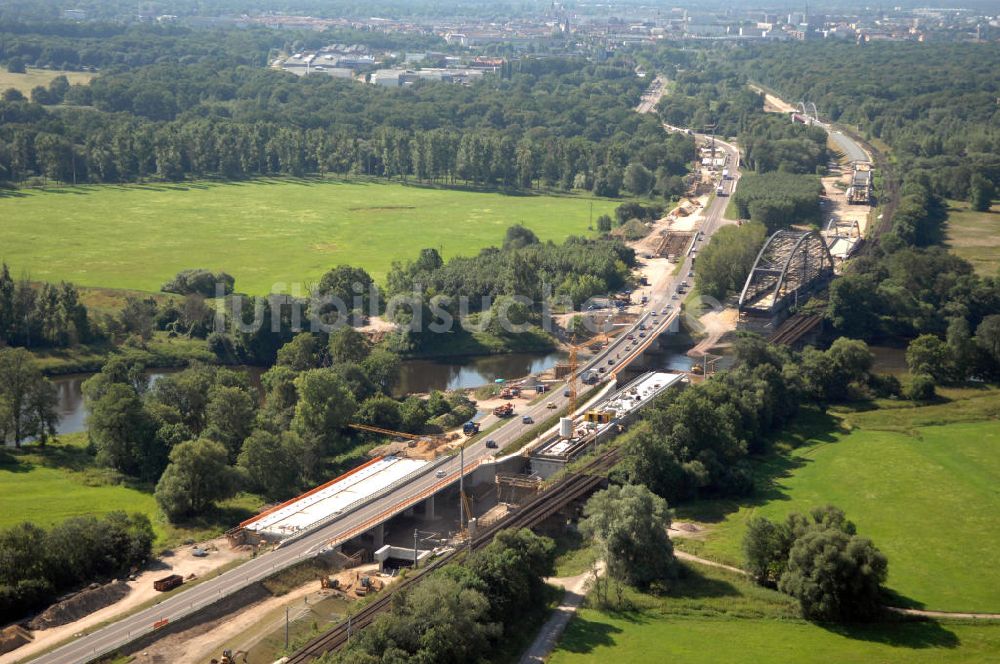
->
(519, 564), (605, 664)
(687, 308), (738, 358)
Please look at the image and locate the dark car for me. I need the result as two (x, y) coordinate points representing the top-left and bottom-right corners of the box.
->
(485, 439), (498, 449)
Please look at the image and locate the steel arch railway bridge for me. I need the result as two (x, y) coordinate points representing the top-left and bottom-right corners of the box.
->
(738, 229), (834, 316)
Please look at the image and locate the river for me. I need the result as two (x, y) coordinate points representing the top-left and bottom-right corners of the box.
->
(50, 351), (572, 436)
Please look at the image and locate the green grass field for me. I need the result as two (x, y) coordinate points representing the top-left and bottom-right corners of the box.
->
(549, 563), (1000, 664)
(0, 179), (619, 294)
(673, 388), (1000, 612)
(0, 67), (94, 94)
(944, 199), (1000, 275)
(0, 433), (262, 548)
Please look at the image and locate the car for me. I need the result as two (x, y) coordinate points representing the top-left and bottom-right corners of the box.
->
(639, 332), (646, 338)
(680, 280), (689, 287)
(664, 304), (673, 310)
(598, 367), (606, 373)
(671, 293), (679, 300)
(563, 389), (571, 397)
(521, 415), (534, 424)
(607, 358), (615, 365)
(626, 334), (634, 340)
(688, 271), (695, 277)
(436, 470), (447, 478)
(547, 401), (557, 409)
(485, 439), (498, 448)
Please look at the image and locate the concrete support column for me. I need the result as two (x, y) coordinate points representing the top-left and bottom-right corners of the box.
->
(423, 495), (436, 520)
(372, 523), (384, 549)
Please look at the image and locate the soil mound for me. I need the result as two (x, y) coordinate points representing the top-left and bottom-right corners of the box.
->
(27, 580), (131, 630)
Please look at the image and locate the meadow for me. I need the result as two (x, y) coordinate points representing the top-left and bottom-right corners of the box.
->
(673, 388), (1000, 613)
(549, 563), (1000, 664)
(0, 178), (618, 294)
(0, 433), (262, 548)
(944, 199), (1000, 275)
(0, 67), (94, 94)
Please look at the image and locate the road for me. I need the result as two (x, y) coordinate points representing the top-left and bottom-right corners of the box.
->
(829, 129), (870, 164)
(33, 133), (741, 664)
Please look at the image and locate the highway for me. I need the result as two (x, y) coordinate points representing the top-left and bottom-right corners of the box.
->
(33, 130), (741, 664)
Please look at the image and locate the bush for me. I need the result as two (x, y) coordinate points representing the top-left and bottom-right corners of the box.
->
(162, 269), (235, 297)
(905, 373), (936, 401)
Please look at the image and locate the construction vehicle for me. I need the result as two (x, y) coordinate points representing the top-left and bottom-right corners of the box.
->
(355, 576), (383, 597)
(153, 574), (183, 592)
(463, 421), (481, 436)
(584, 410), (614, 424)
(218, 649), (248, 664)
(320, 576), (340, 590)
(493, 403), (515, 418)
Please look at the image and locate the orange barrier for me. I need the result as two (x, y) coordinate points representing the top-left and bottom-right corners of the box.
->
(152, 618), (169, 630)
(239, 456), (386, 528)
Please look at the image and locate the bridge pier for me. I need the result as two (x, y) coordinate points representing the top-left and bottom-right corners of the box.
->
(423, 495), (436, 521)
(372, 523), (384, 549)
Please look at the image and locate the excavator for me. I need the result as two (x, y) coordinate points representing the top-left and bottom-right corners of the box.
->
(216, 649), (247, 664)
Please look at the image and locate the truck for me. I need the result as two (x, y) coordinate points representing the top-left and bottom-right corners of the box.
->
(722, 168), (731, 180)
(493, 403), (515, 418)
(153, 574), (184, 592)
(716, 184), (727, 197)
(463, 421), (481, 436)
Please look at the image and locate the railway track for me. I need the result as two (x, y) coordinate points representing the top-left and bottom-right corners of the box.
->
(286, 447), (622, 663)
(768, 313), (824, 346)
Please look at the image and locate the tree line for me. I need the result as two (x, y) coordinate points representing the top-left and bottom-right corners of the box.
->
(1, 57), (694, 197)
(0, 511), (153, 624)
(730, 172), (824, 231)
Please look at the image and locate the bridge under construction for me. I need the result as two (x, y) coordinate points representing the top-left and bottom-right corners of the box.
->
(738, 229), (835, 332)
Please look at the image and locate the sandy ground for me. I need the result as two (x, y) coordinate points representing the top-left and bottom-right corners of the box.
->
(688, 308), (738, 358)
(1, 538), (250, 664)
(821, 164), (870, 236)
(143, 564), (394, 664)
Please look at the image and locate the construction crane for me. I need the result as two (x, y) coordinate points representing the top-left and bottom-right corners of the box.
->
(348, 424), (449, 445)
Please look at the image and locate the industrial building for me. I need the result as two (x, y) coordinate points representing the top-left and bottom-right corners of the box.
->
(529, 372), (686, 478)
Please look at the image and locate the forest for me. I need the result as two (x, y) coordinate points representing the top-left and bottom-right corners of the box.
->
(0, 52), (694, 197)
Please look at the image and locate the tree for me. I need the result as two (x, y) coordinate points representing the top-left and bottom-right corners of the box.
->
(906, 334), (953, 383)
(292, 369), (357, 452)
(969, 173), (994, 212)
(827, 274), (883, 340)
(975, 315), (1000, 370)
(468, 528), (555, 626)
(237, 429), (301, 500)
(580, 483), (676, 589)
(155, 438), (238, 520)
(88, 383), (161, 478)
(327, 326), (371, 365)
(0, 348), (58, 448)
(355, 394), (403, 431)
(317, 266), (378, 316)
(204, 385), (256, 461)
(502, 224), (540, 251)
(743, 516), (793, 587)
(778, 527), (887, 621)
(276, 333), (321, 371)
(623, 162), (653, 196)
(6, 58), (26, 74)
(596, 214), (613, 233)
(905, 373), (936, 401)
(361, 349), (402, 394)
